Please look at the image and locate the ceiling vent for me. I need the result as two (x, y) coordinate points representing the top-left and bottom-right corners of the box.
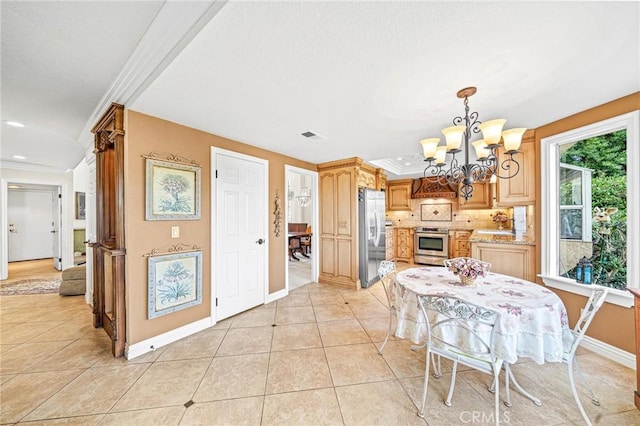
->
(300, 131), (324, 141)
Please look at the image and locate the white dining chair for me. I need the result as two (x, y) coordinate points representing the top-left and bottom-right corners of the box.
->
(377, 260), (397, 355)
(416, 294), (503, 426)
(564, 286), (609, 426)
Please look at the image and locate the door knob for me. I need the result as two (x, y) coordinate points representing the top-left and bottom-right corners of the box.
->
(256, 238), (265, 245)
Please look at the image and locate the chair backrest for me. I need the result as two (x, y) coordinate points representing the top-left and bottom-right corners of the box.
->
(568, 287), (609, 354)
(288, 223), (307, 233)
(417, 294), (501, 362)
(377, 261), (397, 311)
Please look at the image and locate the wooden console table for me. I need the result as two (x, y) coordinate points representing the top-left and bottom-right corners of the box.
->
(628, 288), (640, 410)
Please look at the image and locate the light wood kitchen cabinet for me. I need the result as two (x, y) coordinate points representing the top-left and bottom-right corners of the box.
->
(471, 242), (535, 282)
(449, 230), (472, 258)
(385, 227), (394, 260)
(495, 129), (536, 206)
(317, 157), (386, 289)
(458, 181), (491, 209)
(386, 179), (412, 211)
(395, 228), (413, 263)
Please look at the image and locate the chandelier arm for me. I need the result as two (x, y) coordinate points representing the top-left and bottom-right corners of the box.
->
(491, 153), (521, 180)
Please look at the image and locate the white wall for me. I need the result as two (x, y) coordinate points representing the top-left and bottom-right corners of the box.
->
(0, 168), (74, 278)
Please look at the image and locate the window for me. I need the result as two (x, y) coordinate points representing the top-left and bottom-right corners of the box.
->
(541, 112), (639, 307)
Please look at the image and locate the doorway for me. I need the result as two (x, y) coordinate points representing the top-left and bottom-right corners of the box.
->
(285, 166), (318, 291)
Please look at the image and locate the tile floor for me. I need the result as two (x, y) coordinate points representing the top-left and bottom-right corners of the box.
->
(287, 256), (312, 291)
(1, 277), (639, 425)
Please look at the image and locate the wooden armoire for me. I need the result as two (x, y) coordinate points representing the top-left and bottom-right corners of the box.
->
(90, 103), (126, 357)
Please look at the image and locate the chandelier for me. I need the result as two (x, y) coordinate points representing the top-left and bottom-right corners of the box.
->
(297, 186), (310, 207)
(420, 87), (526, 201)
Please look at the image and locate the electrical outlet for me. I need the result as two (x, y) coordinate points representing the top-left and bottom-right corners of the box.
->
(171, 226), (179, 238)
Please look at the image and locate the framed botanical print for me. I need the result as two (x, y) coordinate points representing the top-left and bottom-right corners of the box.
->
(75, 191), (86, 220)
(145, 158), (201, 220)
(148, 250), (203, 319)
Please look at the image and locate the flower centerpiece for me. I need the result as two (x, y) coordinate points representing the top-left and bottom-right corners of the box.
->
(492, 211), (509, 230)
(444, 257), (491, 285)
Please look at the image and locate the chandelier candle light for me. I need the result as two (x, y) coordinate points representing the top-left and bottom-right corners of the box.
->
(420, 87), (526, 201)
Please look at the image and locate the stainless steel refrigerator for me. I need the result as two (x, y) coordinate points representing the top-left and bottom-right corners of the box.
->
(358, 187), (386, 288)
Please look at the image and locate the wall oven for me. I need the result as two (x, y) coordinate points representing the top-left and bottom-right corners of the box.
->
(414, 227), (449, 266)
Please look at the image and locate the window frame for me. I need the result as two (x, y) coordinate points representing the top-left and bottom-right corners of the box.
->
(540, 111), (639, 308)
(559, 163), (592, 242)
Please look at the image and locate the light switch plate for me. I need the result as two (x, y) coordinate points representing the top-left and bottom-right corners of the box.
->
(171, 226), (179, 238)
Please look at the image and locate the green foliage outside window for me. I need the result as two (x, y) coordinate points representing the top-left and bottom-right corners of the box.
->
(560, 130), (627, 290)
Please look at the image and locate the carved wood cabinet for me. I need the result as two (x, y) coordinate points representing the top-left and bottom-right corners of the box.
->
(386, 179), (412, 211)
(394, 228), (413, 263)
(496, 129), (536, 206)
(91, 103), (126, 357)
(317, 157), (386, 289)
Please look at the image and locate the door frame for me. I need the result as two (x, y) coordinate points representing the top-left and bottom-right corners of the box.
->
(284, 166), (319, 290)
(211, 147), (269, 321)
(0, 176), (72, 280)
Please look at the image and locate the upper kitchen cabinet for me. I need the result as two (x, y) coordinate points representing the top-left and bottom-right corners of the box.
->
(317, 157), (386, 289)
(495, 129), (536, 206)
(457, 181), (491, 210)
(386, 179), (412, 211)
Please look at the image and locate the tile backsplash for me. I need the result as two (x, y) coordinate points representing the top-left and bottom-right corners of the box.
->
(386, 198), (535, 234)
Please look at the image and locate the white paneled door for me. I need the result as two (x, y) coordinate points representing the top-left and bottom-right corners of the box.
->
(8, 189), (56, 262)
(213, 149), (268, 321)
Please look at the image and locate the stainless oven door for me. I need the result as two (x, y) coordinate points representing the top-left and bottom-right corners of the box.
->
(414, 232), (448, 257)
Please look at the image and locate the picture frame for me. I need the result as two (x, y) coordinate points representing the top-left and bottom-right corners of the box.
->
(420, 203), (452, 222)
(145, 158), (201, 220)
(75, 192), (86, 220)
(148, 250), (203, 319)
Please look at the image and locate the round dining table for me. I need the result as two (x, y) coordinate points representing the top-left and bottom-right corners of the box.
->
(394, 266), (573, 365)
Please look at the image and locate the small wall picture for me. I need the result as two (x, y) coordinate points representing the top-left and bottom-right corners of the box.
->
(75, 192), (86, 220)
(148, 251), (202, 319)
(146, 158), (201, 220)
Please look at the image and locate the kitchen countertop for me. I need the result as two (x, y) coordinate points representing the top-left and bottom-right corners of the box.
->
(469, 230), (535, 245)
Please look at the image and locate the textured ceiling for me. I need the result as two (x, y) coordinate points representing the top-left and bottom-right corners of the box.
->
(2, 1), (639, 178)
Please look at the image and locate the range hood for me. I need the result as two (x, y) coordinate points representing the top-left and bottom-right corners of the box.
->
(411, 178), (458, 199)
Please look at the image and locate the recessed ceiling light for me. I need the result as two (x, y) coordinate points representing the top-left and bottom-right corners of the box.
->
(405, 162), (411, 166)
(6, 121), (25, 128)
(396, 157), (403, 161)
(8, 185), (21, 189)
(12, 155), (27, 160)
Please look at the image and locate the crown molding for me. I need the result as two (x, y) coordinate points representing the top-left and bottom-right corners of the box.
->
(0, 160), (70, 175)
(77, 0), (229, 148)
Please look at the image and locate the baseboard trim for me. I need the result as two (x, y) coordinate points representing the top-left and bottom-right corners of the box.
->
(580, 335), (636, 370)
(266, 288), (288, 304)
(125, 316), (213, 360)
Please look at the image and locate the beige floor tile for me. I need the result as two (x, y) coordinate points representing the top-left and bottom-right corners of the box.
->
(0, 369), (84, 424)
(193, 353), (269, 402)
(325, 343), (394, 386)
(156, 328), (226, 361)
(262, 388), (344, 425)
(179, 396), (264, 426)
(0, 340), (73, 374)
(317, 319), (371, 347)
(340, 289), (380, 304)
(32, 336), (114, 371)
(111, 359), (210, 412)
(358, 316), (398, 343)
(216, 326), (273, 356)
(266, 348), (333, 394)
(378, 339), (426, 378)
(28, 319), (106, 343)
(347, 300), (389, 319)
(313, 304), (355, 322)
(230, 307), (276, 328)
(289, 286), (310, 295)
(336, 380), (426, 426)
(597, 409), (640, 425)
(211, 317), (232, 329)
(310, 292), (346, 305)
(271, 323), (322, 351)
(99, 406), (185, 425)
(276, 293), (311, 308)
(0, 320), (65, 344)
(22, 415), (104, 424)
(23, 364), (149, 421)
(275, 305), (316, 324)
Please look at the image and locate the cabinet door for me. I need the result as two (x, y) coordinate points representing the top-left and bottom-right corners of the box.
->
(387, 180), (412, 211)
(458, 182), (491, 209)
(496, 130), (535, 206)
(471, 242), (535, 282)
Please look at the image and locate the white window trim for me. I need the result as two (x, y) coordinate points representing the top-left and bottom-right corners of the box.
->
(559, 163), (592, 242)
(540, 111), (639, 308)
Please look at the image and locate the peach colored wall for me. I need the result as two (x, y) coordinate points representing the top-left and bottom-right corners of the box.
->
(535, 92), (640, 354)
(124, 110), (315, 344)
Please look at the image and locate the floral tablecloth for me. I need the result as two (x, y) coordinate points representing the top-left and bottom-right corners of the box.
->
(395, 266), (573, 364)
